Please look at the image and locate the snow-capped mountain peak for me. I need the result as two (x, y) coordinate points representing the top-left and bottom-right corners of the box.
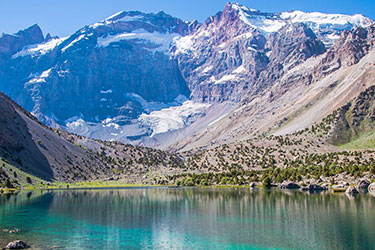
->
(104, 11), (146, 23)
(227, 2), (374, 46)
(2, 3), (375, 149)
(231, 3), (259, 13)
(281, 10), (372, 27)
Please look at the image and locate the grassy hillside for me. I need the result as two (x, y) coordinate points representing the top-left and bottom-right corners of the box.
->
(321, 86), (375, 149)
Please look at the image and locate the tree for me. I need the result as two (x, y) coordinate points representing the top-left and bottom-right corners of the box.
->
(262, 176), (272, 187)
(3, 178), (14, 188)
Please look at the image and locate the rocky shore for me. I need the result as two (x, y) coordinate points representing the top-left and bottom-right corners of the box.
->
(277, 178), (375, 195)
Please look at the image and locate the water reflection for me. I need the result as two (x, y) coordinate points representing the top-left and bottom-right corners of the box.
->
(0, 188), (374, 250)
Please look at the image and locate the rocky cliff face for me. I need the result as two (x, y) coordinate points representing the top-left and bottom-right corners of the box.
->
(0, 3), (374, 149)
(173, 3), (329, 102)
(170, 10), (375, 151)
(0, 11), (200, 146)
(0, 24), (44, 56)
(4, 11), (191, 122)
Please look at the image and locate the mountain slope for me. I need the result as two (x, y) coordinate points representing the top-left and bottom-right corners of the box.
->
(0, 91), (184, 186)
(171, 24), (375, 151)
(1, 3), (375, 150)
(0, 11), (198, 147)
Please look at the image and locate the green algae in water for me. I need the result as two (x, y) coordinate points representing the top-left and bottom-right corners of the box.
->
(0, 188), (375, 250)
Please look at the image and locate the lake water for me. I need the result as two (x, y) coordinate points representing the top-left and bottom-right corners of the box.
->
(0, 187), (374, 250)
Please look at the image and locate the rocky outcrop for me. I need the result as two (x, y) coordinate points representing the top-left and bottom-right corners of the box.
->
(0, 24), (44, 57)
(368, 182), (375, 193)
(249, 182), (256, 188)
(301, 184), (327, 191)
(313, 26), (375, 81)
(328, 86), (375, 145)
(279, 182), (300, 189)
(3, 240), (28, 249)
(357, 179), (371, 190)
(345, 186), (359, 195)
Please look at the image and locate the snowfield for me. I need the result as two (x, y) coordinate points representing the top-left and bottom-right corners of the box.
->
(139, 101), (210, 136)
(96, 29), (180, 53)
(230, 3), (373, 45)
(65, 98), (209, 142)
(13, 38), (66, 58)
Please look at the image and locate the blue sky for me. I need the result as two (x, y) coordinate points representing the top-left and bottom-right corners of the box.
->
(1, 0), (375, 37)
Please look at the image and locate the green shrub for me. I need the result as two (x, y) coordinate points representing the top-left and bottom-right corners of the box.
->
(262, 176), (272, 187)
(3, 178), (14, 188)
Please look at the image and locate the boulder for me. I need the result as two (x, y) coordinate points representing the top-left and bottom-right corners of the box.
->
(301, 184), (327, 191)
(356, 179), (370, 190)
(369, 182), (375, 193)
(345, 186), (359, 195)
(279, 182), (300, 189)
(4, 240), (28, 249)
(249, 182), (256, 188)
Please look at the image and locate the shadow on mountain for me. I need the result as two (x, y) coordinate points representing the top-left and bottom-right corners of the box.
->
(0, 92), (54, 181)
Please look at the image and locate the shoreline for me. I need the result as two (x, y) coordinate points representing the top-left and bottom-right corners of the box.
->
(1, 181), (373, 194)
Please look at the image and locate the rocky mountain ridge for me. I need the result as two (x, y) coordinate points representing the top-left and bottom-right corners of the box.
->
(1, 2), (375, 150)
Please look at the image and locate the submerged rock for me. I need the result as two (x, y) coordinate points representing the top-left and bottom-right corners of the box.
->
(345, 186), (359, 195)
(279, 182), (300, 189)
(4, 240), (28, 249)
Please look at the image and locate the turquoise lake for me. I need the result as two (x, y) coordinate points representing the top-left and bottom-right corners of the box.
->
(0, 187), (374, 250)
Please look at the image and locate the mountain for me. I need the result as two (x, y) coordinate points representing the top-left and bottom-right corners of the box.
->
(0, 91), (184, 186)
(170, 4), (375, 151)
(1, 2), (375, 150)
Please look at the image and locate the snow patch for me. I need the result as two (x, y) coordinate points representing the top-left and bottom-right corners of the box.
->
(12, 38), (66, 58)
(233, 65), (246, 74)
(90, 12), (147, 29)
(100, 89), (113, 94)
(232, 4), (285, 33)
(230, 3), (373, 45)
(202, 66), (213, 73)
(124, 93), (188, 113)
(211, 74), (238, 84)
(281, 11), (372, 27)
(139, 101), (210, 136)
(110, 15), (144, 23)
(97, 29), (179, 53)
(26, 69), (52, 84)
(62, 34), (86, 52)
(66, 119), (91, 135)
(173, 35), (194, 55)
